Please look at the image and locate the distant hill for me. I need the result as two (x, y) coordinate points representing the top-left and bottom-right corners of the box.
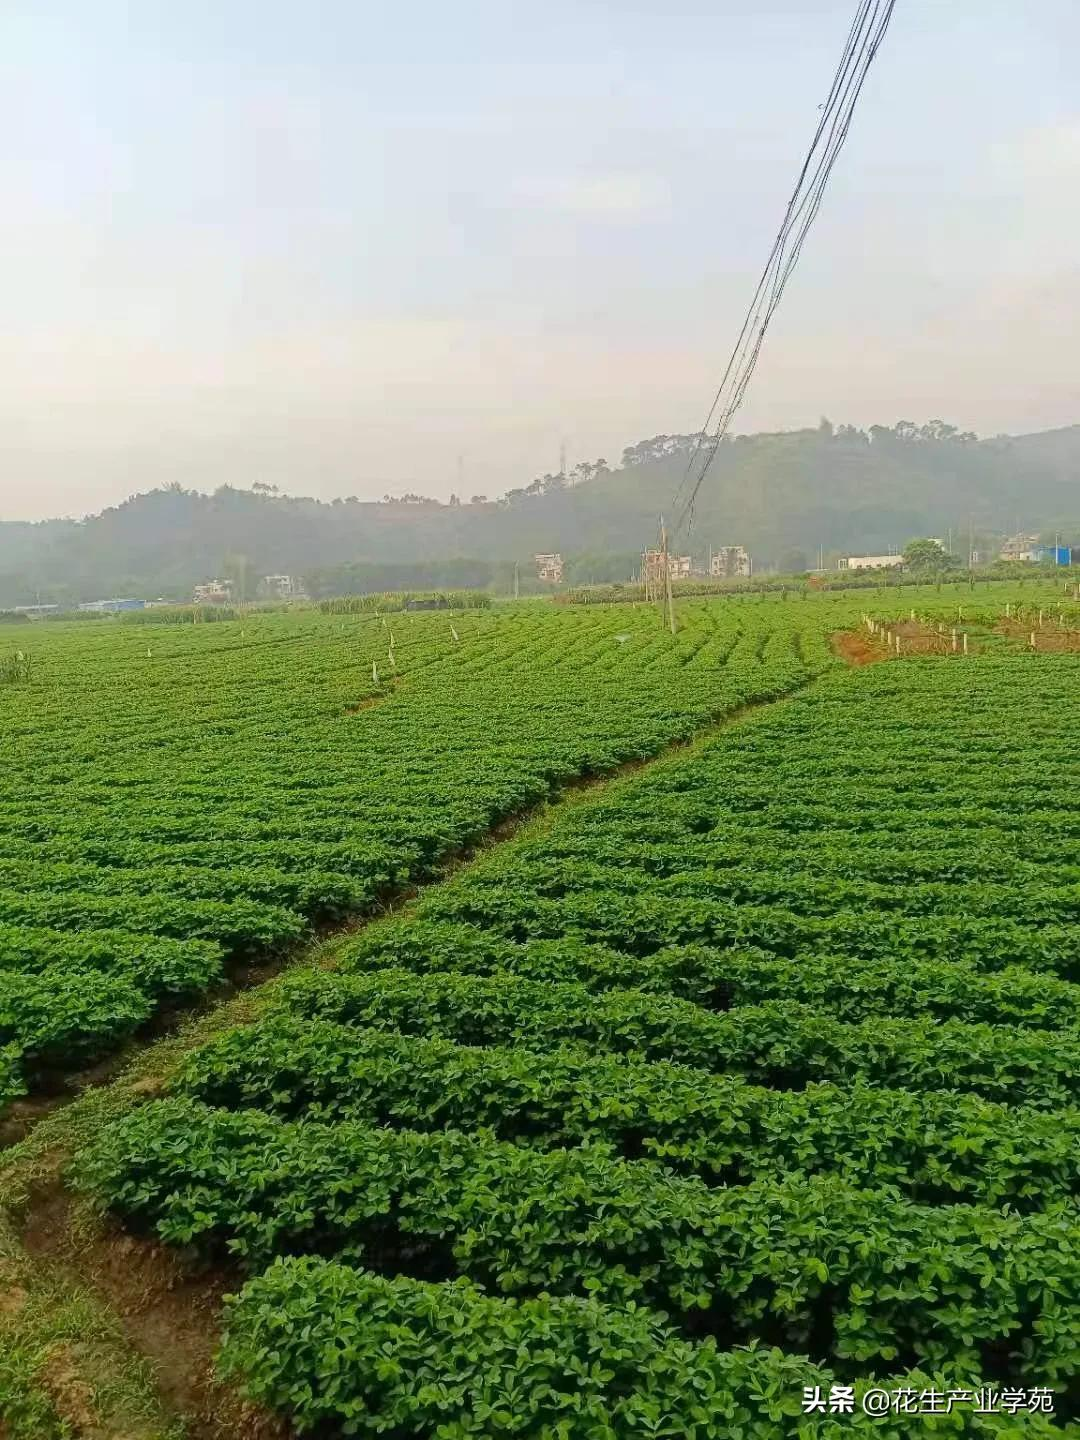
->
(3, 419), (1079, 606)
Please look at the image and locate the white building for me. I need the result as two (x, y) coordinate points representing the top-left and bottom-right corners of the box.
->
(193, 579), (233, 604)
(642, 550), (692, 586)
(710, 546), (752, 579)
(837, 554), (903, 571)
(534, 553), (564, 583)
(999, 534), (1042, 563)
(262, 574), (304, 599)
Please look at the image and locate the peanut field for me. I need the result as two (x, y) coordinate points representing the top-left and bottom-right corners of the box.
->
(1, 585), (1077, 1439)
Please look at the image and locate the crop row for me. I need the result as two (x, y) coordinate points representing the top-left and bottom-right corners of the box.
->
(473, 858), (1080, 925)
(341, 917), (1080, 1027)
(0, 857), (375, 921)
(172, 1017), (1080, 1208)
(424, 886), (1080, 976)
(0, 926), (223, 1104)
(76, 1098), (1080, 1382)
(221, 1259), (1055, 1439)
(0, 887), (305, 957)
(278, 967), (1080, 1110)
(538, 831), (1080, 883)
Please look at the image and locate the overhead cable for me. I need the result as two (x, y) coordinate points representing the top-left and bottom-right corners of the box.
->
(673, 0), (897, 536)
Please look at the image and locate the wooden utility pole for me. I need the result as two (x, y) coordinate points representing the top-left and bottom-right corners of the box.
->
(660, 515), (677, 635)
(513, 561), (520, 600)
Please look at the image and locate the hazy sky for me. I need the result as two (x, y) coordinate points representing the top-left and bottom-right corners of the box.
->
(3, 1), (1078, 520)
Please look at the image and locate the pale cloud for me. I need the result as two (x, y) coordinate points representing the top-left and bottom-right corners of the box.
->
(985, 118), (1080, 271)
(994, 119), (1080, 183)
(511, 172), (670, 220)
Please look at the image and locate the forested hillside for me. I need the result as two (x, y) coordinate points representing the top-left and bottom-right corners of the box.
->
(3, 420), (1079, 605)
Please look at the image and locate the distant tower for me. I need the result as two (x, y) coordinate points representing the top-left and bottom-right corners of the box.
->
(559, 439), (568, 482)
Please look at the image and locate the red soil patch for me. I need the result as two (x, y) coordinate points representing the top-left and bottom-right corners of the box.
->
(831, 630), (888, 666)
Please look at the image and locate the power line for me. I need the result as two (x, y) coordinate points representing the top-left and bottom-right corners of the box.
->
(679, 5), (894, 524)
(673, 0), (897, 537)
(677, 0), (874, 481)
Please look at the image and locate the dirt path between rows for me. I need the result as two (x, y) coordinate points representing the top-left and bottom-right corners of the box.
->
(19, 1186), (277, 1440)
